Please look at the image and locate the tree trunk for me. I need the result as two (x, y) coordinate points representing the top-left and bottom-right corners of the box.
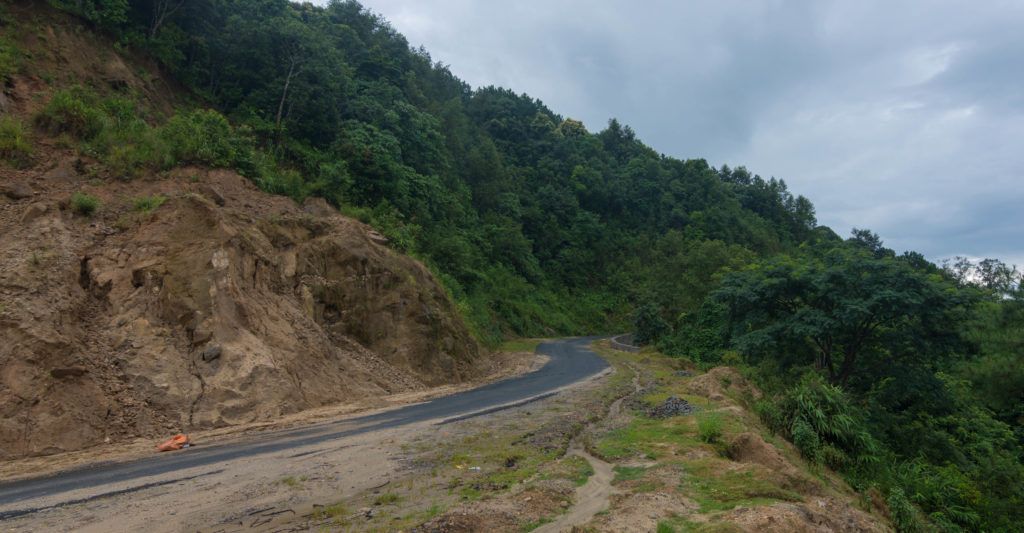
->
(150, 0), (186, 39)
(275, 58), (298, 142)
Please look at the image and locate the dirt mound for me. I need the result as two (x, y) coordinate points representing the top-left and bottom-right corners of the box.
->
(589, 491), (696, 532)
(0, 166), (481, 459)
(687, 366), (762, 403)
(727, 432), (794, 473)
(415, 480), (574, 532)
(717, 496), (890, 532)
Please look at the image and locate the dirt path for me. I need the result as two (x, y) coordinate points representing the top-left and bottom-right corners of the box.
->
(535, 368), (641, 533)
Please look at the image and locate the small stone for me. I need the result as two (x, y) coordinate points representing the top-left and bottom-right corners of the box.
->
(201, 345), (222, 362)
(19, 202), (49, 224)
(198, 184), (226, 206)
(51, 367), (88, 379)
(0, 183), (33, 200)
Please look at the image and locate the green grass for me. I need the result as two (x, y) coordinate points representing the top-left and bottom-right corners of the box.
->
(374, 492), (401, 505)
(681, 459), (802, 513)
(0, 35), (21, 81)
(594, 416), (701, 461)
(0, 116), (32, 168)
(613, 465), (647, 483)
(70, 192), (100, 217)
(279, 475), (305, 488)
(36, 88), (107, 140)
(499, 338), (543, 353)
(697, 412), (724, 444)
(567, 455), (595, 486)
(520, 517), (553, 531)
(313, 502), (349, 524)
(132, 194), (166, 213)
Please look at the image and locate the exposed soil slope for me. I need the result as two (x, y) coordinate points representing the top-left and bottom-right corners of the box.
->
(0, 3), (484, 459)
(0, 165), (481, 459)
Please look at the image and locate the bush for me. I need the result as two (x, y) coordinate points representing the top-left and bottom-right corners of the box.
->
(49, 0), (129, 31)
(36, 88), (107, 140)
(633, 303), (669, 345)
(697, 412), (723, 443)
(70, 192), (100, 216)
(0, 36), (21, 81)
(0, 116), (32, 167)
(759, 373), (879, 470)
(160, 109), (242, 167)
(132, 195), (166, 213)
(886, 487), (925, 533)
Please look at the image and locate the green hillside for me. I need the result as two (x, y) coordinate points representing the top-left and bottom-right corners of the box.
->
(5, 1), (1023, 530)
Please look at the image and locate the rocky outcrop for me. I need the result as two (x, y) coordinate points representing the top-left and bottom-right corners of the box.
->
(0, 167), (480, 459)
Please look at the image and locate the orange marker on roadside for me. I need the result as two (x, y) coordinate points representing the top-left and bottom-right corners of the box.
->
(156, 434), (191, 452)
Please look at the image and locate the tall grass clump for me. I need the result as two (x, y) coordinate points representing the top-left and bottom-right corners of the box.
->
(70, 192), (100, 217)
(132, 194), (166, 213)
(35, 88), (107, 140)
(0, 116), (32, 167)
(697, 412), (723, 443)
(0, 35), (21, 81)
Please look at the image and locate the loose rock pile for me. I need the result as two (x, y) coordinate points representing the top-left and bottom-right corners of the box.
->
(647, 396), (698, 418)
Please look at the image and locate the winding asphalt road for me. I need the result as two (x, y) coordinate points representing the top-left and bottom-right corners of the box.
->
(0, 337), (608, 518)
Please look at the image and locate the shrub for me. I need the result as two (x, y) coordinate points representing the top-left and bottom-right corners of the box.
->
(132, 195), (166, 213)
(886, 487), (925, 533)
(70, 192), (100, 216)
(36, 88), (107, 140)
(633, 303), (670, 345)
(49, 0), (129, 31)
(0, 116), (32, 167)
(0, 36), (21, 81)
(760, 373), (879, 470)
(697, 412), (723, 443)
(160, 109), (241, 167)
(105, 127), (174, 179)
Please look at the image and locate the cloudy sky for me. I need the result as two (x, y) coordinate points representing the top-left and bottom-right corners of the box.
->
(333, 0), (1023, 266)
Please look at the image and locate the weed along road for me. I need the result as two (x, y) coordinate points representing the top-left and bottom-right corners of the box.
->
(0, 338), (608, 519)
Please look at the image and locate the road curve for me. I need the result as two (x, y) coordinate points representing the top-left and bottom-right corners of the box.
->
(0, 337), (608, 514)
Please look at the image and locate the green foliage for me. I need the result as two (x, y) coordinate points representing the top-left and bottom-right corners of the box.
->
(49, 0), (128, 30)
(160, 110), (242, 168)
(697, 412), (724, 444)
(713, 237), (970, 386)
(886, 487), (926, 533)
(0, 116), (33, 167)
(0, 35), (21, 81)
(634, 303), (670, 345)
(70, 192), (99, 217)
(132, 195), (166, 213)
(759, 374), (878, 470)
(43, 0), (822, 342)
(36, 88), (108, 140)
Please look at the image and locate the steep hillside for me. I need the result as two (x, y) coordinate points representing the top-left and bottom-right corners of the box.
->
(0, 3), (480, 459)
(14, 0), (821, 343)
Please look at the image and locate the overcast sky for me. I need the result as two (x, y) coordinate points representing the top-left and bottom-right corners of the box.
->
(326, 0), (1024, 266)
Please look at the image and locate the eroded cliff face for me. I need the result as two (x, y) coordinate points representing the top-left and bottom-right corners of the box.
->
(0, 166), (480, 459)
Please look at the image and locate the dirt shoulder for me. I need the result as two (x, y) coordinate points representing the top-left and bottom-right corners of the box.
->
(255, 341), (892, 533)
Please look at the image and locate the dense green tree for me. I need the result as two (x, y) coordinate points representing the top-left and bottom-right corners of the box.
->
(713, 239), (970, 386)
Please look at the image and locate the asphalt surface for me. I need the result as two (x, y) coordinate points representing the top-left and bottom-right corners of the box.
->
(0, 337), (608, 514)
